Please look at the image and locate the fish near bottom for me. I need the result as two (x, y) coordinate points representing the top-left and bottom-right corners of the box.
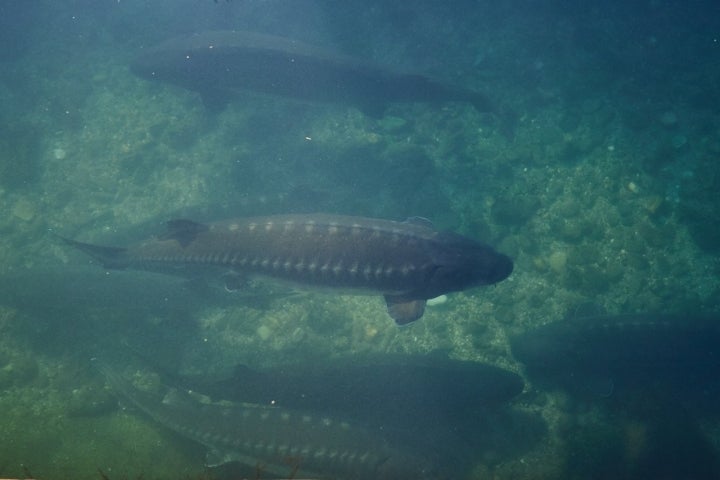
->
(96, 361), (438, 479)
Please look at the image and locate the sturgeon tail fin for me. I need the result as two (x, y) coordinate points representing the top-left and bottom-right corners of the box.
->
(56, 235), (129, 269)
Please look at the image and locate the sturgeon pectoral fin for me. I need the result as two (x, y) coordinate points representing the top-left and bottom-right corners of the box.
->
(384, 295), (427, 325)
(221, 272), (248, 292)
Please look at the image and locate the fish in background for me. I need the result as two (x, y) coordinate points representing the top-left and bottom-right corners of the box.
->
(0, 265), (292, 327)
(61, 214), (513, 324)
(95, 360), (438, 480)
(0, 266), (268, 317)
(133, 351), (529, 459)
(510, 309), (720, 479)
(0, 263), (299, 362)
(510, 310), (720, 401)
(95, 352), (536, 479)
(130, 30), (516, 133)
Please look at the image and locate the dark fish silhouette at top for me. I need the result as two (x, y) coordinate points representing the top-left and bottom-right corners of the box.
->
(131, 30), (512, 124)
(61, 214), (512, 324)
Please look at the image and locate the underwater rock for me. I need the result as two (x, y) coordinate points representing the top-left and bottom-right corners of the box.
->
(491, 196), (539, 226)
(0, 351), (38, 389)
(65, 384), (117, 417)
(547, 251), (567, 274)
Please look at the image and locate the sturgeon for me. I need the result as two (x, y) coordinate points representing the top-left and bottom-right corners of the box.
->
(510, 311), (720, 399)
(62, 214), (513, 324)
(131, 30), (507, 120)
(97, 361), (435, 479)
(510, 312), (720, 479)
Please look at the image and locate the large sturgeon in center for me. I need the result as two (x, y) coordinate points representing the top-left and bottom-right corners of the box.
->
(130, 30), (510, 121)
(61, 214), (513, 324)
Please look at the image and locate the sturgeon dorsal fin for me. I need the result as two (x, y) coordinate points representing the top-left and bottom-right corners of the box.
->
(160, 219), (209, 247)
